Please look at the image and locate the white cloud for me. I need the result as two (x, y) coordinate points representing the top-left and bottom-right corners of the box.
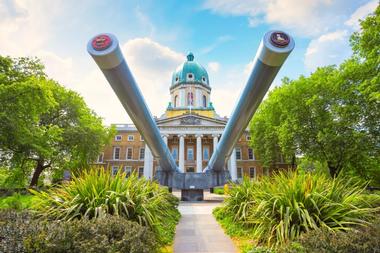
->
(120, 38), (184, 115)
(203, 0), (360, 37)
(304, 30), (351, 72)
(0, 0), (66, 56)
(208, 62), (220, 73)
(345, 0), (378, 30)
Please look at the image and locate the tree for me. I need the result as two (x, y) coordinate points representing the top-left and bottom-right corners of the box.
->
(0, 56), (113, 187)
(250, 5), (380, 180)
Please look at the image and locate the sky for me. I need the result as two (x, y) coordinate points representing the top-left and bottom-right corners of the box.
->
(0, 0), (378, 125)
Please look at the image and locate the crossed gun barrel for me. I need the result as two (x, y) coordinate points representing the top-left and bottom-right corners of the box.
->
(87, 34), (179, 174)
(87, 31), (294, 190)
(206, 31), (295, 173)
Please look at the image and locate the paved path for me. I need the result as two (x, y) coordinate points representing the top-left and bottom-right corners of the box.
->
(173, 191), (237, 253)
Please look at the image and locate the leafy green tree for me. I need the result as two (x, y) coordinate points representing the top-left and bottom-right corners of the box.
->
(0, 56), (113, 187)
(250, 5), (380, 180)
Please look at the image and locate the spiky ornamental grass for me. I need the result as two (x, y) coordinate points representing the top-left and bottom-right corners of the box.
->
(30, 168), (180, 245)
(215, 171), (380, 247)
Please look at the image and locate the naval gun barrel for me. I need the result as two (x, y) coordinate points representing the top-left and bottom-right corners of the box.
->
(207, 31), (295, 172)
(87, 33), (178, 172)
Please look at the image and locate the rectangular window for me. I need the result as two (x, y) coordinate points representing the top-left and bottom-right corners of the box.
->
(203, 146), (209, 161)
(171, 146), (178, 160)
(113, 147), (120, 160)
(124, 166), (132, 177)
(248, 148), (255, 160)
(139, 148), (145, 160)
(115, 135), (122, 141)
(237, 167), (243, 179)
(126, 147), (133, 160)
(128, 135), (134, 141)
(140, 135), (144, 141)
(186, 167), (195, 173)
(246, 135), (251, 141)
(138, 167), (144, 178)
(112, 166), (118, 176)
(97, 153), (104, 163)
(249, 167), (256, 179)
(187, 147), (194, 160)
(235, 147), (242, 160)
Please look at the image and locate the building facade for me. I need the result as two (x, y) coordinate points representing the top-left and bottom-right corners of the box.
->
(97, 53), (287, 180)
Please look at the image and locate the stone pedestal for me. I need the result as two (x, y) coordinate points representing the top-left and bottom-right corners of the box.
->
(181, 189), (204, 201)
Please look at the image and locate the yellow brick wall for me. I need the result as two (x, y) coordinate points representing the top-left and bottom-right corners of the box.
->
(165, 109), (215, 118)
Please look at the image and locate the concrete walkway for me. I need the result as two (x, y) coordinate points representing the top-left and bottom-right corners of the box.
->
(173, 191), (237, 253)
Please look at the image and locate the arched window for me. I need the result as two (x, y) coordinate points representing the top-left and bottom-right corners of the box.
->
(187, 92), (193, 106)
(202, 95), (207, 107)
(174, 95), (178, 107)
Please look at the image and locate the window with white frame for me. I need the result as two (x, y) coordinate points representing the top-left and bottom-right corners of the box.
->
(248, 148), (255, 160)
(246, 135), (251, 141)
(187, 147), (194, 160)
(127, 135), (134, 141)
(140, 135), (144, 141)
(139, 148), (145, 160)
(138, 167), (144, 178)
(124, 166), (132, 177)
(172, 146), (178, 160)
(237, 167), (243, 179)
(97, 153), (104, 163)
(203, 146), (209, 160)
(126, 147), (133, 160)
(249, 167), (256, 179)
(112, 166), (118, 176)
(113, 147), (120, 160)
(115, 135), (122, 141)
(235, 147), (242, 160)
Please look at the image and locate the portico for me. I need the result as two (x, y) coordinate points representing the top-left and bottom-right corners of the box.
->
(141, 113), (239, 181)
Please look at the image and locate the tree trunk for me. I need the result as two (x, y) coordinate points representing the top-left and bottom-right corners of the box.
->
(291, 154), (296, 169)
(327, 162), (341, 178)
(29, 160), (45, 187)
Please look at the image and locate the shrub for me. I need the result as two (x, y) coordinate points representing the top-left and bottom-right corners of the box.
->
(213, 187), (225, 195)
(281, 217), (380, 253)
(216, 171), (380, 247)
(0, 209), (158, 253)
(0, 209), (36, 253)
(31, 168), (180, 244)
(24, 215), (158, 253)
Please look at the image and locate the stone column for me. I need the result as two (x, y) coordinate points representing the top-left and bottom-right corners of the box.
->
(143, 144), (153, 179)
(179, 134), (185, 172)
(196, 134), (203, 173)
(212, 134), (219, 155)
(229, 147), (237, 181)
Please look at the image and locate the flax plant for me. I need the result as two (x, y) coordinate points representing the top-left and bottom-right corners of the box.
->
(218, 171), (379, 246)
(30, 167), (180, 244)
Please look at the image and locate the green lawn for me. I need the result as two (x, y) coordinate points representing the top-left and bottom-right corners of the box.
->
(0, 193), (35, 210)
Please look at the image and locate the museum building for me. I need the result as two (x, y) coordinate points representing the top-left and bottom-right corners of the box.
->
(96, 52), (287, 180)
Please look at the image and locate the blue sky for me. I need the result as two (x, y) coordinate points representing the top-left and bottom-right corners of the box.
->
(0, 0), (377, 124)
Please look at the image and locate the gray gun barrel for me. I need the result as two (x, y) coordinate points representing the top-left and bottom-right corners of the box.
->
(87, 33), (178, 172)
(207, 31), (295, 172)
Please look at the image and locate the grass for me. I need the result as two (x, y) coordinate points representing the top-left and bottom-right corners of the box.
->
(0, 193), (36, 210)
(214, 171), (380, 250)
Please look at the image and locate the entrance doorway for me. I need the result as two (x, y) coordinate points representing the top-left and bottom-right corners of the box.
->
(186, 167), (195, 173)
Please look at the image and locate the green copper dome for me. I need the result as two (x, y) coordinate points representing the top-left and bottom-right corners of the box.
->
(171, 52), (209, 88)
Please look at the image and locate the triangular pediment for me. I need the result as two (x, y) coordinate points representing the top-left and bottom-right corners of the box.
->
(156, 113), (227, 127)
